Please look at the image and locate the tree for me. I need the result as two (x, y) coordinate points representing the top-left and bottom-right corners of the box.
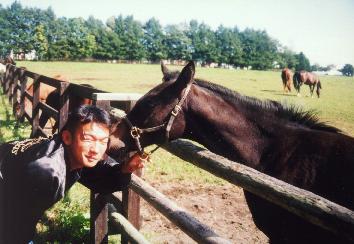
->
(276, 47), (298, 69)
(340, 64), (354, 76)
(143, 18), (167, 62)
(240, 29), (278, 70)
(186, 21), (218, 64)
(295, 52), (311, 71)
(163, 24), (191, 61)
(111, 15), (145, 61)
(215, 26), (243, 66)
(33, 24), (48, 60)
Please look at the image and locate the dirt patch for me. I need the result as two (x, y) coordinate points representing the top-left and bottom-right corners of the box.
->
(139, 180), (268, 243)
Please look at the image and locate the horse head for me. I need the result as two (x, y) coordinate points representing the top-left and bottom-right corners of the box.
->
(108, 61), (195, 158)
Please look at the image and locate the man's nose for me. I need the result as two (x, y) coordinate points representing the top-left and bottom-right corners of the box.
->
(89, 141), (102, 153)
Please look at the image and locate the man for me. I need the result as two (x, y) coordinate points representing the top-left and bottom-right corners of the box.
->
(0, 105), (146, 243)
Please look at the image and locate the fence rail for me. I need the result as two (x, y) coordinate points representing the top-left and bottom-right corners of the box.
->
(1, 63), (353, 243)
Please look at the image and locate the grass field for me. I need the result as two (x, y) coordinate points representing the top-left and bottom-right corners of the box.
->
(2, 61), (354, 242)
(18, 61), (354, 135)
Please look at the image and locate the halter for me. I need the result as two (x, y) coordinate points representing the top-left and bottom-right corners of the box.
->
(123, 83), (193, 158)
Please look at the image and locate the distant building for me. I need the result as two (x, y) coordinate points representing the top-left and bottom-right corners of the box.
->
(313, 69), (342, 76)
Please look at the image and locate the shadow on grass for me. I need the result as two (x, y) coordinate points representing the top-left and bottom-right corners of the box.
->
(260, 89), (297, 97)
(273, 93), (297, 97)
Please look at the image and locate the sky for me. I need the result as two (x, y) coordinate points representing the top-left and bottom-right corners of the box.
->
(1, 0), (354, 67)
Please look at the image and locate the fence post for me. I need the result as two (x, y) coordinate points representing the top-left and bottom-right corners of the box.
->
(12, 68), (20, 118)
(31, 76), (40, 138)
(8, 66), (17, 104)
(57, 82), (70, 133)
(90, 100), (110, 244)
(121, 100), (142, 244)
(4, 64), (12, 97)
(18, 69), (27, 123)
(90, 193), (109, 244)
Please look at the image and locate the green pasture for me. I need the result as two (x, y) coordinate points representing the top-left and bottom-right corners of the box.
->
(2, 61), (354, 242)
(18, 61), (354, 135)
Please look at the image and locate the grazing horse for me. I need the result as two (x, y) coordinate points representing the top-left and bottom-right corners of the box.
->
(108, 61), (354, 243)
(281, 68), (293, 93)
(293, 71), (322, 98)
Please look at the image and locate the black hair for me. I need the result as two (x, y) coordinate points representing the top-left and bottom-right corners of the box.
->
(62, 105), (111, 133)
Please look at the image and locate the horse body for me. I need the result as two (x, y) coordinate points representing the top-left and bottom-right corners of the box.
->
(38, 83), (94, 134)
(281, 68), (293, 93)
(293, 71), (322, 98)
(23, 74), (67, 116)
(109, 61), (354, 243)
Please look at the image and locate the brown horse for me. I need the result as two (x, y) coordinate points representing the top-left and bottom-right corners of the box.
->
(24, 74), (67, 115)
(38, 83), (94, 134)
(108, 61), (354, 243)
(281, 68), (293, 93)
(293, 71), (322, 98)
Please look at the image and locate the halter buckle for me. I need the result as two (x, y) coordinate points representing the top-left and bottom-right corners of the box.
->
(130, 127), (141, 138)
(171, 105), (182, 116)
(139, 151), (151, 160)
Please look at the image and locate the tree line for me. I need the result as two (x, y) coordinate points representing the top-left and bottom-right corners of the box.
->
(0, 2), (348, 73)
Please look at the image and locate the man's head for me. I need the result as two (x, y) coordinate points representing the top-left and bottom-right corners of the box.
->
(61, 105), (111, 170)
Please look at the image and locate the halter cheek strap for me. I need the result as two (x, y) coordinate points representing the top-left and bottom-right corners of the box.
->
(165, 83), (192, 141)
(123, 82), (193, 156)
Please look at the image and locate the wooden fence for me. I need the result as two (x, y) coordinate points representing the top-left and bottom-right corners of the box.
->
(1, 63), (354, 243)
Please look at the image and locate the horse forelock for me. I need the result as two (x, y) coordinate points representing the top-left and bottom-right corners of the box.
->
(194, 79), (340, 133)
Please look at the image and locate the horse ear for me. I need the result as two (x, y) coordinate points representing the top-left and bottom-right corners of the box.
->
(161, 60), (169, 75)
(175, 61), (195, 88)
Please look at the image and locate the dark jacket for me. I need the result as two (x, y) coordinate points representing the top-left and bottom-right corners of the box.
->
(0, 135), (131, 243)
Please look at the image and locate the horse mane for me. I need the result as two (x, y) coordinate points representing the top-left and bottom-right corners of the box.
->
(194, 79), (341, 133)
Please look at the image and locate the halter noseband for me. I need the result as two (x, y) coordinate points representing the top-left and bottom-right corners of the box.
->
(123, 83), (193, 157)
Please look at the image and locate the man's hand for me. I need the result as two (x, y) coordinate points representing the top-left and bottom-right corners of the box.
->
(121, 153), (150, 173)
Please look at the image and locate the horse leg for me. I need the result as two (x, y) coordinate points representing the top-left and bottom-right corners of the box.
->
(244, 191), (344, 243)
(283, 82), (287, 93)
(310, 84), (315, 98)
(287, 81), (291, 92)
(297, 85), (301, 97)
(316, 81), (321, 98)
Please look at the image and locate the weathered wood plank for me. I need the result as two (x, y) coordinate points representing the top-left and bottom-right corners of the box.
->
(24, 71), (62, 89)
(30, 77), (40, 138)
(109, 212), (150, 244)
(121, 100), (142, 244)
(162, 139), (354, 241)
(90, 193), (108, 244)
(57, 82), (70, 132)
(23, 90), (33, 102)
(38, 101), (59, 119)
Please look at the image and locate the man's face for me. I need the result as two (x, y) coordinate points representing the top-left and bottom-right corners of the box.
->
(63, 122), (110, 169)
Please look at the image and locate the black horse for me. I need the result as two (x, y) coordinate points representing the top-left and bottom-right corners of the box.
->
(108, 61), (354, 243)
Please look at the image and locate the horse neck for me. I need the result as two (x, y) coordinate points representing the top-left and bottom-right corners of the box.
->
(183, 86), (272, 168)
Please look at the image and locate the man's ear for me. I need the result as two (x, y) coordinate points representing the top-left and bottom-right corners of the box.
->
(61, 130), (73, 146)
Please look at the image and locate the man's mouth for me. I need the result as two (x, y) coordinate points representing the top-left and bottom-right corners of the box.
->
(86, 156), (99, 162)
